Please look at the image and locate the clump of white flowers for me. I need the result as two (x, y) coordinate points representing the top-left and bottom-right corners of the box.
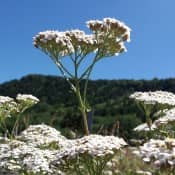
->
(130, 91), (175, 106)
(86, 18), (131, 56)
(0, 96), (19, 117)
(16, 94), (39, 104)
(33, 17), (131, 135)
(0, 94), (39, 119)
(133, 138), (175, 168)
(154, 108), (175, 127)
(0, 96), (14, 104)
(0, 94), (39, 138)
(51, 135), (127, 175)
(33, 18), (131, 58)
(0, 124), (127, 175)
(17, 124), (68, 148)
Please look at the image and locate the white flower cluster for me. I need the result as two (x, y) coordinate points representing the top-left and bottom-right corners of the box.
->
(17, 124), (68, 148)
(33, 29), (97, 58)
(87, 17), (131, 42)
(53, 135), (127, 164)
(0, 94), (39, 119)
(65, 30), (96, 45)
(154, 107), (175, 127)
(0, 124), (127, 174)
(33, 17), (131, 58)
(87, 17), (131, 56)
(133, 138), (175, 167)
(33, 30), (74, 57)
(16, 94), (39, 104)
(0, 96), (18, 118)
(130, 91), (175, 106)
(0, 139), (61, 175)
(0, 96), (14, 104)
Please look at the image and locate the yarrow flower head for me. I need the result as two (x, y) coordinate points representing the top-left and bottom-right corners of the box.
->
(33, 17), (131, 60)
(17, 124), (67, 148)
(33, 30), (74, 58)
(16, 94), (39, 104)
(0, 96), (14, 104)
(65, 29), (98, 54)
(86, 17), (131, 56)
(87, 17), (131, 42)
(0, 96), (18, 118)
(52, 135), (127, 165)
(15, 94), (39, 113)
(153, 107), (175, 127)
(130, 91), (175, 106)
(133, 138), (175, 168)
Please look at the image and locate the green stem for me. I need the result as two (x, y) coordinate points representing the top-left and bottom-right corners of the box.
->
(57, 60), (74, 78)
(11, 114), (21, 138)
(0, 119), (8, 137)
(75, 83), (89, 135)
(73, 52), (89, 135)
(53, 59), (76, 92)
(83, 62), (97, 106)
(77, 52), (88, 67)
(82, 52), (101, 105)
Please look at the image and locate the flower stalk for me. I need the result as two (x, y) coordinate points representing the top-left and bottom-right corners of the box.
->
(33, 17), (131, 135)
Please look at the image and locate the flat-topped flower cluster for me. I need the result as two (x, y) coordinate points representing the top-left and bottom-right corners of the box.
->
(33, 17), (131, 59)
(0, 94), (39, 119)
(17, 124), (68, 148)
(51, 134), (127, 174)
(16, 94), (39, 104)
(130, 91), (175, 106)
(154, 108), (175, 127)
(54, 134), (126, 161)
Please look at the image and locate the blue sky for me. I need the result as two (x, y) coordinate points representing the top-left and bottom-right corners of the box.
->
(0, 0), (175, 83)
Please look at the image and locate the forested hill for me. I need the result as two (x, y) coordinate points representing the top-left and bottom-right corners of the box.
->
(1, 74), (175, 139)
(1, 74), (175, 105)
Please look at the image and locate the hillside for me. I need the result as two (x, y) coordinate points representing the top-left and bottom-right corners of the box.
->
(1, 74), (175, 139)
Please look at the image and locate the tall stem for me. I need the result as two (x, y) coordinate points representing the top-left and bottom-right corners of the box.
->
(75, 83), (89, 135)
(11, 114), (21, 138)
(73, 51), (90, 135)
(82, 53), (100, 105)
